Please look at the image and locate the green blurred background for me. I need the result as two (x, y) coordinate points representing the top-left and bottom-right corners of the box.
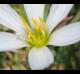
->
(0, 4), (80, 70)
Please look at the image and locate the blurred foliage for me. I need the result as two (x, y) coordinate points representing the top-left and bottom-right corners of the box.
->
(0, 4), (80, 70)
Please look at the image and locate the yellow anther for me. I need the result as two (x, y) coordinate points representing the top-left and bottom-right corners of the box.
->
(39, 16), (47, 30)
(32, 18), (39, 30)
(20, 16), (30, 31)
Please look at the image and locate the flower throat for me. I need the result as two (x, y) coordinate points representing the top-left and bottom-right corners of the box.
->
(21, 16), (49, 48)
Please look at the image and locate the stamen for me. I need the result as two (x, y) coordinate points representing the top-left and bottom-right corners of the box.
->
(20, 16), (49, 48)
(28, 31), (32, 38)
(39, 16), (47, 30)
(40, 27), (45, 38)
(32, 18), (39, 30)
(20, 16), (30, 31)
(28, 31), (37, 41)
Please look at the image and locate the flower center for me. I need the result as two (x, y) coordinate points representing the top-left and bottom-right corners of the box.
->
(21, 16), (49, 48)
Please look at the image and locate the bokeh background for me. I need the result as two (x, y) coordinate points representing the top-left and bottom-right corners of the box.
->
(0, 4), (80, 70)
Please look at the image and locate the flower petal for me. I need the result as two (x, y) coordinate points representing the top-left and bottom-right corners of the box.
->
(0, 32), (26, 51)
(0, 4), (26, 34)
(46, 4), (73, 33)
(24, 4), (44, 27)
(28, 46), (54, 70)
(48, 22), (80, 46)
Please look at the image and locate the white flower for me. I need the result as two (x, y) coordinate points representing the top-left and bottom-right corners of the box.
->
(0, 4), (80, 70)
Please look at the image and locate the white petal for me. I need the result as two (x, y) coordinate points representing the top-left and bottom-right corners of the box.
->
(24, 4), (44, 27)
(28, 46), (54, 70)
(0, 4), (26, 34)
(48, 22), (80, 46)
(0, 32), (26, 51)
(46, 4), (73, 33)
